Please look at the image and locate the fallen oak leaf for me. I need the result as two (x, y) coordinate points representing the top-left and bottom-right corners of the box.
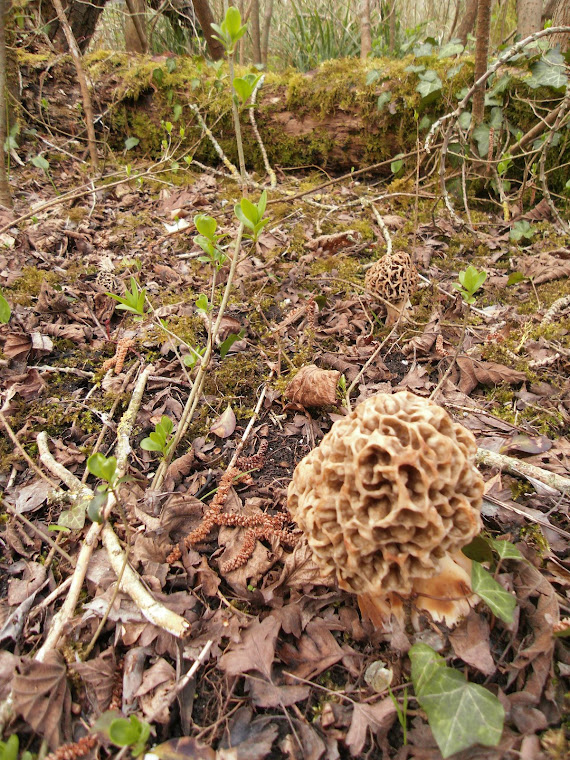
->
(345, 699), (396, 756)
(12, 650), (72, 750)
(286, 365), (340, 407)
(218, 615), (280, 680)
(456, 356), (526, 395)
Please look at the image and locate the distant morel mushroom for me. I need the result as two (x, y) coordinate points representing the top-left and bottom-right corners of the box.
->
(287, 391), (484, 628)
(365, 251), (418, 325)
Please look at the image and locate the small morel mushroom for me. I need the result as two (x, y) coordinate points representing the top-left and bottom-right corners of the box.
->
(287, 391), (484, 628)
(365, 251), (418, 325)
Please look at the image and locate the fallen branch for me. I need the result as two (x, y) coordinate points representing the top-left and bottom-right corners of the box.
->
(476, 447), (570, 493)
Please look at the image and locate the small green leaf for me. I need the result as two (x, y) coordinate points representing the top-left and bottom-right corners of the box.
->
(0, 734), (20, 760)
(507, 271), (525, 286)
(87, 453), (117, 484)
(410, 643), (505, 758)
(31, 154), (50, 171)
(152, 67), (164, 86)
(471, 561), (516, 623)
(416, 69), (442, 104)
(124, 137), (139, 150)
(87, 490), (107, 523)
(219, 330), (245, 359)
(194, 214), (217, 240)
(166, 56), (177, 73)
(108, 717), (140, 746)
(196, 293), (210, 314)
(391, 153), (404, 173)
(461, 536), (494, 564)
(0, 291), (11, 323)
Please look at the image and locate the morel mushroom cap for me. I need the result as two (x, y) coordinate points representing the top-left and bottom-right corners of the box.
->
(365, 251), (418, 325)
(287, 391), (483, 599)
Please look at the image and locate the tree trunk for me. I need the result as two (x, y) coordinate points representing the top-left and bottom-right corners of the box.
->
(191, 0), (224, 60)
(388, 0), (397, 52)
(516, 0), (543, 39)
(360, 0), (372, 58)
(0, 0), (12, 208)
(250, 0), (261, 64)
(552, 0), (570, 51)
(261, 0), (273, 66)
(124, 0), (148, 53)
(50, 0), (99, 172)
(48, 0), (108, 52)
(456, 0), (478, 45)
(472, 0), (492, 125)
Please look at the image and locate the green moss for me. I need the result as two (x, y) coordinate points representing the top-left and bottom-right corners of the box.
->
(519, 523), (550, 558)
(8, 267), (59, 305)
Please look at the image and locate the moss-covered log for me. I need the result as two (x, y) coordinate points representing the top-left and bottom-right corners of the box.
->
(16, 50), (570, 178)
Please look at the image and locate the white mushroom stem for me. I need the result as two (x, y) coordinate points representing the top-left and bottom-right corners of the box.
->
(358, 553), (477, 631)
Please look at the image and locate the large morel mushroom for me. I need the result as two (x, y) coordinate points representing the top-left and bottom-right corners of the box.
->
(287, 391), (484, 627)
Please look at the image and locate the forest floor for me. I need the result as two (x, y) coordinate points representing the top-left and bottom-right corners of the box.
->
(0, 153), (569, 760)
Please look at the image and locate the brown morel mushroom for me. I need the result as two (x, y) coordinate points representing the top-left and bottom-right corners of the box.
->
(365, 251), (418, 326)
(287, 391), (484, 628)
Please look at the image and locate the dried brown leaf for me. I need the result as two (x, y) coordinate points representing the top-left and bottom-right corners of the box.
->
(456, 357), (526, 395)
(210, 405), (236, 438)
(72, 649), (116, 713)
(218, 615), (280, 679)
(245, 676), (310, 707)
(218, 707), (278, 760)
(449, 612), (495, 676)
(286, 365), (340, 407)
(12, 651), (72, 750)
(150, 736), (216, 760)
(516, 252), (570, 285)
(3, 332), (32, 360)
(13, 480), (51, 514)
(164, 451), (195, 490)
(345, 699), (396, 756)
(278, 620), (349, 680)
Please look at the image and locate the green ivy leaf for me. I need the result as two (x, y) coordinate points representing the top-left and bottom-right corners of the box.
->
(527, 49), (568, 90)
(438, 41), (464, 58)
(152, 68), (164, 86)
(484, 536), (523, 560)
(124, 137), (139, 150)
(471, 561), (516, 623)
(410, 643), (505, 758)
(59, 503), (87, 530)
(166, 56), (177, 73)
(377, 91), (392, 112)
(0, 291), (11, 323)
(416, 69), (442, 105)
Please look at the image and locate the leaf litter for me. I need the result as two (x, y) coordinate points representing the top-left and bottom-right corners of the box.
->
(0, 147), (569, 760)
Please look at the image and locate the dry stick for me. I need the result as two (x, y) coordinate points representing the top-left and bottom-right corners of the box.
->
(429, 320), (467, 401)
(368, 200), (392, 256)
(3, 502), (75, 565)
(151, 224), (245, 492)
(189, 104), (242, 182)
(476, 448), (570, 494)
(81, 363), (139, 484)
(50, 0), (99, 173)
(345, 319), (403, 412)
(538, 87), (570, 234)
(0, 411), (59, 489)
(249, 75), (276, 187)
(34, 366), (189, 663)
